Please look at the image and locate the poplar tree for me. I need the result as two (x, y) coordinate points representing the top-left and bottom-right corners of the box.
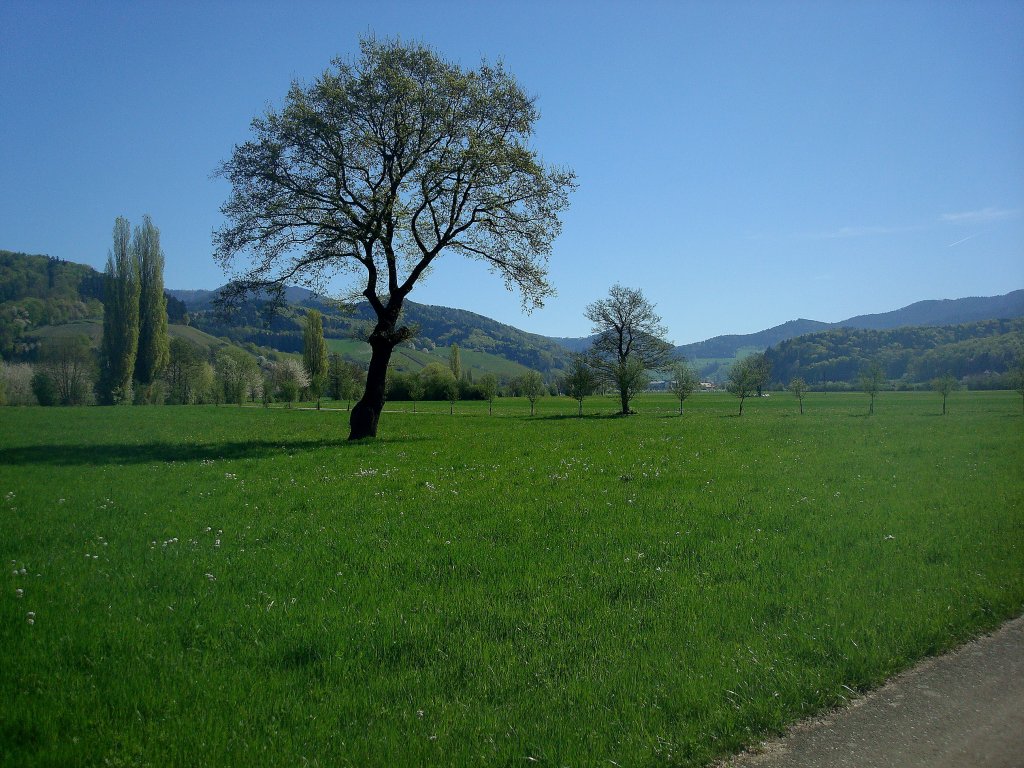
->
(449, 344), (462, 381)
(133, 216), (170, 396)
(302, 309), (329, 406)
(99, 217), (140, 404)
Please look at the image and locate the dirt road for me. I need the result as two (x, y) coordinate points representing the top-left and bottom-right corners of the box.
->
(723, 615), (1024, 768)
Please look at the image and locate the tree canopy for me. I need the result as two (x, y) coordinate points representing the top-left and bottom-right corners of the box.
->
(214, 37), (575, 439)
(585, 285), (673, 415)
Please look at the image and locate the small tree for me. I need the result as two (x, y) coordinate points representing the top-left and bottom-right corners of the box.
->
(165, 338), (206, 405)
(215, 347), (260, 405)
(274, 358), (310, 408)
(669, 361), (699, 415)
(860, 361), (886, 415)
(478, 373), (498, 416)
(726, 357), (758, 415)
(932, 374), (957, 415)
(563, 354), (597, 417)
(749, 352), (772, 397)
(585, 284), (674, 415)
(0, 362), (36, 405)
(31, 369), (59, 406)
(37, 335), (94, 406)
(302, 309), (329, 409)
(407, 372), (425, 413)
(789, 377), (809, 414)
(443, 378), (459, 415)
(521, 369), (545, 416)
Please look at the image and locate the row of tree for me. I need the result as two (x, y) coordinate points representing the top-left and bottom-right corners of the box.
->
(98, 216), (170, 404)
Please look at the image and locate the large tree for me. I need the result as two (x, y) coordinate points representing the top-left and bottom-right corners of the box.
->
(133, 215), (170, 396)
(99, 217), (140, 404)
(584, 284), (674, 415)
(213, 38), (575, 439)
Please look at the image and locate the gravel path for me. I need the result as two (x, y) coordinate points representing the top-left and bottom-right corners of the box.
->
(722, 615), (1024, 768)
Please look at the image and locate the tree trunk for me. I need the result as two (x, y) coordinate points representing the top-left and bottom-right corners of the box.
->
(738, 396), (744, 416)
(799, 398), (804, 415)
(348, 335), (395, 440)
(620, 390), (630, 415)
(578, 399), (583, 417)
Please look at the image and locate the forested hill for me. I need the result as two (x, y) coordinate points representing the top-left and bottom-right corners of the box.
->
(765, 318), (1024, 389)
(1, 249), (187, 358)
(676, 319), (832, 359)
(0, 250), (105, 356)
(169, 288), (572, 374)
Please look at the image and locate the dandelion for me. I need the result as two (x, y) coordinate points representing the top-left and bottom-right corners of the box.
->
(15, 588), (23, 598)
(205, 573), (216, 581)
(27, 611), (35, 625)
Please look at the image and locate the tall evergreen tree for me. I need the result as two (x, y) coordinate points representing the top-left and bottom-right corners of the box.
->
(133, 216), (170, 393)
(302, 309), (329, 406)
(99, 217), (140, 404)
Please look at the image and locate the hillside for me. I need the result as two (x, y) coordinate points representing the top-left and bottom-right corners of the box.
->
(0, 250), (105, 356)
(1, 249), (187, 358)
(764, 318), (1024, 389)
(5, 248), (1023, 385)
(170, 288), (571, 376)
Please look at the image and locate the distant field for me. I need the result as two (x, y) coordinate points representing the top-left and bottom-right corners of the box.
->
(1, 391), (1022, 766)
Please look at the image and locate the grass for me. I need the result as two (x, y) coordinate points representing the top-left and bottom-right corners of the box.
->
(1, 391), (1022, 766)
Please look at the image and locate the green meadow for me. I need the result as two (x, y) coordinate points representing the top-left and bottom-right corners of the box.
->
(2, 391), (1022, 766)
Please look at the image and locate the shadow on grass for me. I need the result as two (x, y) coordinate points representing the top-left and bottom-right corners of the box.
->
(0, 437), (412, 467)
(536, 413), (624, 421)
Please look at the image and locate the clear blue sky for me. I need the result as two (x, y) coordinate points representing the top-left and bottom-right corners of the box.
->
(2, 0), (1022, 344)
